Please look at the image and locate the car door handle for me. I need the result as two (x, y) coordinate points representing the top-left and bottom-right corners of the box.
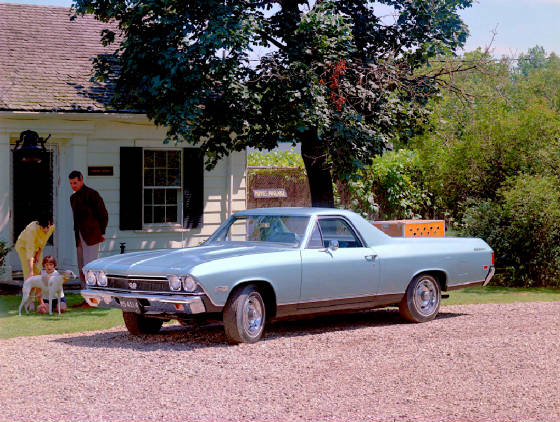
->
(364, 254), (377, 261)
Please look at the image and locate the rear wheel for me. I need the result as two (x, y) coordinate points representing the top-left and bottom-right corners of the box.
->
(399, 274), (441, 323)
(223, 284), (266, 344)
(122, 312), (163, 335)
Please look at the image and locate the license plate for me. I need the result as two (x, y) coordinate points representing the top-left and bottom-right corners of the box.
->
(120, 297), (141, 313)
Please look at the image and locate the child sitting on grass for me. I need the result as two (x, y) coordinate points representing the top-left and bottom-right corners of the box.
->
(35, 255), (67, 314)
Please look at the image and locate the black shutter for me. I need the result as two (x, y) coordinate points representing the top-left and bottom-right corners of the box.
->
(120, 147), (143, 230)
(182, 148), (204, 229)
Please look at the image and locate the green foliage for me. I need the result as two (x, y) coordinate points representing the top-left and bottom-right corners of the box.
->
(73, 0), (473, 204)
(248, 148), (304, 168)
(410, 47), (560, 286)
(0, 240), (12, 266)
(342, 149), (433, 220)
(461, 175), (560, 287)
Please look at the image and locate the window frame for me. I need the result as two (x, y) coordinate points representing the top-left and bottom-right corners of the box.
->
(142, 148), (184, 228)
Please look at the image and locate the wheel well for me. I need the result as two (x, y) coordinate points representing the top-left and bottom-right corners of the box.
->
(419, 271), (447, 291)
(228, 281), (277, 319)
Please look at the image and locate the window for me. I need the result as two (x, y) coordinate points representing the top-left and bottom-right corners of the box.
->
(317, 218), (362, 248)
(143, 150), (182, 224)
(207, 215), (310, 247)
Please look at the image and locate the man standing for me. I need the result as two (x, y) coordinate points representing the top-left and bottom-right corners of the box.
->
(68, 170), (108, 289)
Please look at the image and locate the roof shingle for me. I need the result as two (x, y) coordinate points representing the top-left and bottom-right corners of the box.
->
(0, 2), (125, 112)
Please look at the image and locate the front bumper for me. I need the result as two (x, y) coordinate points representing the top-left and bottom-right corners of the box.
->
(483, 266), (496, 286)
(81, 289), (206, 315)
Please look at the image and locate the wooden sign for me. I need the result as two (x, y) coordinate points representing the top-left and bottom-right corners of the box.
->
(88, 166), (114, 176)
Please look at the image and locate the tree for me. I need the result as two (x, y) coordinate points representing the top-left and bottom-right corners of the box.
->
(73, 0), (473, 206)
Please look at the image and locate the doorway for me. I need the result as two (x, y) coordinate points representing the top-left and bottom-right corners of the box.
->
(10, 144), (58, 272)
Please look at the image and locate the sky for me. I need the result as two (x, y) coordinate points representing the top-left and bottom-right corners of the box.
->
(2, 0), (560, 57)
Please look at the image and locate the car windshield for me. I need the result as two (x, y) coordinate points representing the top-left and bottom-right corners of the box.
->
(206, 215), (310, 247)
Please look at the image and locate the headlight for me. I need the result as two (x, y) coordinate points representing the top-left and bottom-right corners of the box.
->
(182, 275), (198, 292)
(86, 270), (97, 286)
(97, 271), (108, 287)
(167, 275), (182, 291)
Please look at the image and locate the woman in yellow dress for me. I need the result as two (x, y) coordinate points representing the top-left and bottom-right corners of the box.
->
(14, 215), (55, 311)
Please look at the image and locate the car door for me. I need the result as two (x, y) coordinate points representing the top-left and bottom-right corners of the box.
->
(299, 216), (380, 303)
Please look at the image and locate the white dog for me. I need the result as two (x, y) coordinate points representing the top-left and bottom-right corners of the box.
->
(18, 270), (77, 315)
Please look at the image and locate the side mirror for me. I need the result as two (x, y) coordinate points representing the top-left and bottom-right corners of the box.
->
(328, 240), (339, 251)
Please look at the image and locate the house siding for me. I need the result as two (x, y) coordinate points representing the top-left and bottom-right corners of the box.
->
(0, 112), (246, 275)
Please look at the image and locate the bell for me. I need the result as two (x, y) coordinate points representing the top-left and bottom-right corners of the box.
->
(13, 130), (50, 163)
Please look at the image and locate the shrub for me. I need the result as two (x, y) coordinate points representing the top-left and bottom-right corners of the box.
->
(460, 174), (560, 287)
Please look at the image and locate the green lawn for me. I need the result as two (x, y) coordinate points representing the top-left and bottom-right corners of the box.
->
(1, 287), (559, 339)
(444, 286), (560, 305)
(0, 293), (123, 339)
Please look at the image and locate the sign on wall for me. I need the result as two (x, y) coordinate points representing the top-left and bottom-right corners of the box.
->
(253, 188), (287, 199)
(88, 166), (114, 176)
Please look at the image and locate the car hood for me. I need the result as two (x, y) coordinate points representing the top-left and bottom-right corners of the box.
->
(84, 242), (296, 276)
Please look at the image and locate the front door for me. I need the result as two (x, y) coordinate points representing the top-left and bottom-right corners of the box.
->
(300, 217), (380, 304)
(10, 145), (57, 271)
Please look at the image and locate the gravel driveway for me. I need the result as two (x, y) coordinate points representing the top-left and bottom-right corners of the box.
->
(1, 301), (559, 422)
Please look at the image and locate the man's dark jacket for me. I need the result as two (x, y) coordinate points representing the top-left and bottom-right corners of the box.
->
(70, 185), (108, 246)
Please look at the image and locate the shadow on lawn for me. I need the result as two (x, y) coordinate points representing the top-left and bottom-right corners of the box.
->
(53, 308), (467, 352)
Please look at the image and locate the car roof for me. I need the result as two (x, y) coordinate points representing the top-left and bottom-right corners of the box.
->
(233, 207), (359, 217)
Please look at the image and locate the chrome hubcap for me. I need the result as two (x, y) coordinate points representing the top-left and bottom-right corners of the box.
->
(243, 293), (264, 337)
(414, 278), (439, 316)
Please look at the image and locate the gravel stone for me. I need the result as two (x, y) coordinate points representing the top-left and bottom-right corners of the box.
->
(1, 301), (558, 422)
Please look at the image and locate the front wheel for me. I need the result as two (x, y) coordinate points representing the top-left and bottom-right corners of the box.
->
(223, 284), (266, 344)
(399, 274), (441, 323)
(122, 312), (163, 335)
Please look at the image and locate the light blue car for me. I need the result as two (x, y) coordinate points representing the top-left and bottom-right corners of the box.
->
(82, 208), (495, 343)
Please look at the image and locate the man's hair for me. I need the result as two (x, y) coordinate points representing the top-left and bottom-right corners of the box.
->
(37, 214), (52, 228)
(68, 170), (83, 180)
(42, 255), (57, 267)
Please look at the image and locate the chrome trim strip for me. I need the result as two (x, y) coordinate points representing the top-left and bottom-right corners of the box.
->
(88, 287), (205, 296)
(81, 289), (206, 314)
(278, 291), (402, 307)
(483, 266), (496, 286)
(446, 280), (485, 291)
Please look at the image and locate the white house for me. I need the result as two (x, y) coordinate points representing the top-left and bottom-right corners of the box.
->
(0, 3), (247, 276)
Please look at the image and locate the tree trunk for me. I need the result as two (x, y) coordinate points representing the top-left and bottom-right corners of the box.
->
(301, 129), (334, 208)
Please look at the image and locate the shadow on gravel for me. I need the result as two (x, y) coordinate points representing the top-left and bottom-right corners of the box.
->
(53, 308), (467, 351)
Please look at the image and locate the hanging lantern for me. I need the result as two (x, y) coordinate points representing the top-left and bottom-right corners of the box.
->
(13, 130), (50, 163)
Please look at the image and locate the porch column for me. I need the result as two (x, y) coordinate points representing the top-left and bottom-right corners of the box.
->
(59, 135), (88, 271)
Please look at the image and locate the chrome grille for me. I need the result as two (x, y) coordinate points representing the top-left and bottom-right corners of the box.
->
(106, 275), (170, 292)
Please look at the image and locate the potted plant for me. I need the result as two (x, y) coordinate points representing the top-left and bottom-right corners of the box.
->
(0, 240), (12, 281)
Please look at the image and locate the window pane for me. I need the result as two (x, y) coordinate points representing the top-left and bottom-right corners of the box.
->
(318, 218), (362, 248)
(154, 169), (166, 186)
(165, 189), (177, 204)
(144, 188), (153, 205)
(307, 223), (324, 249)
(144, 206), (153, 224)
(168, 151), (180, 169)
(144, 169), (154, 187)
(166, 206), (177, 223)
(154, 189), (165, 204)
(167, 168), (181, 186)
(214, 216), (309, 246)
(154, 151), (166, 168)
(144, 151), (154, 168)
(153, 206), (165, 223)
